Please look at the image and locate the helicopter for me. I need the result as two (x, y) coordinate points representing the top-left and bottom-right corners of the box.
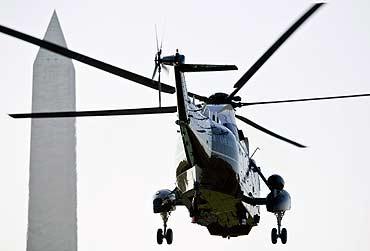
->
(2, 2), (370, 245)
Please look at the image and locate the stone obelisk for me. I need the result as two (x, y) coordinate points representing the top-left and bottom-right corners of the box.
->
(27, 11), (77, 251)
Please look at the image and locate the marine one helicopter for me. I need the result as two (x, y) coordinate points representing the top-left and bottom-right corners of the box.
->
(2, 3), (370, 245)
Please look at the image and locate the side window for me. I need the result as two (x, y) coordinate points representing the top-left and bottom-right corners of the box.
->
(211, 112), (220, 123)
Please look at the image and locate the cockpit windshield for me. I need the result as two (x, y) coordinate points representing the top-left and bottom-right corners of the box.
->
(203, 104), (239, 139)
(223, 122), (239, 140)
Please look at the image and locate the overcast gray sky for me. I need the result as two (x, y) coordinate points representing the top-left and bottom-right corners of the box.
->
(0, 1), (370, 250)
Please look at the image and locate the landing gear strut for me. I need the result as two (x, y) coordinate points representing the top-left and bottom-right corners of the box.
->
(157, 212), (173, 245)
(271, 211), (287, 244)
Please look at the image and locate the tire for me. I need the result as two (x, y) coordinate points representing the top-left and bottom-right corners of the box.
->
(281, 228), (287, 244)
(271, 228), (278, 244)
(157, 229), (163, 245)
(165, 228), (173, 244)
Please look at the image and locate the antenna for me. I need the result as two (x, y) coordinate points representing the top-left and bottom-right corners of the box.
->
(250, 147), (260, 159)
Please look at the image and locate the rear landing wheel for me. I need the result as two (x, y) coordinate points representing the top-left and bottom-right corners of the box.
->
(271, 228), (278, 244)
(165, 228), (173, 244)
(281, 228), (287, 244)
(157, 229), (163, 245)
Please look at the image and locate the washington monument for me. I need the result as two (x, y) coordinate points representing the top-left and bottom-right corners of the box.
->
(27, 11), (77, 251)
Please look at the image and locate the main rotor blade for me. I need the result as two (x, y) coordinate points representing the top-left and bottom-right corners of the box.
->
(235, 114), (306, 148)
(228, 3), (325, 99)
(9, 106), (177, 119)
(0, 24), (175, 94)
(188, 92), (209, 102)
(241, 93), (370, 106)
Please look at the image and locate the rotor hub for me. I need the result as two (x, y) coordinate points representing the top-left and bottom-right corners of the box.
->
(207, 92), (241, 106)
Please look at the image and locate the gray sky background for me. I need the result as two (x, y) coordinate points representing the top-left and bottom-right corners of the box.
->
(0, 1), (370, 250)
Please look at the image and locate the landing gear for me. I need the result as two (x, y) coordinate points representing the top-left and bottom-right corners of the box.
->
(156, 212), (173, 245)
(271, 211), (288, 244)
(246, 160), (291, 244)
(190, 182), (200, 222)
(190, 196), (199, 218)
